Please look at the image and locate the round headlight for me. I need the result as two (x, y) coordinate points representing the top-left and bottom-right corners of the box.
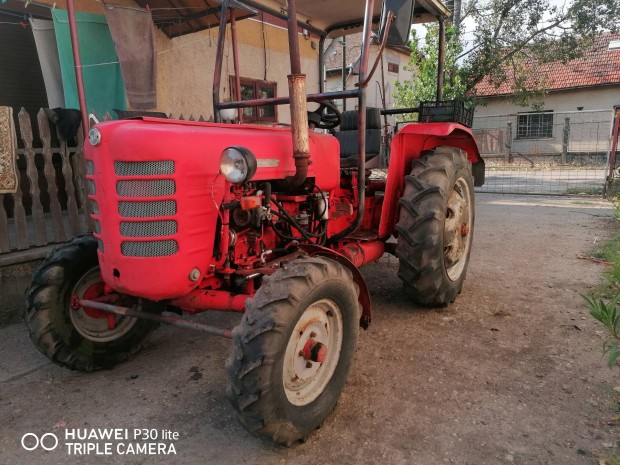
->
(220, 146), (257, 184)
(89, 128), (101, 146)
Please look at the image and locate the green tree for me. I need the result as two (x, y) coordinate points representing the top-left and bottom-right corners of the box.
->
(394, 25), (466, 117)
(395, 0), (619, 109)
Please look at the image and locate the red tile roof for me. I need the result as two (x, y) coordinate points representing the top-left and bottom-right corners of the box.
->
(474, 33), (620, 97)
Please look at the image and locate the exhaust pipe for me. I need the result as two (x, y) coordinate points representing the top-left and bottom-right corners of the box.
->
(285, 0), (310, 188)
(287, 73), (310, 188)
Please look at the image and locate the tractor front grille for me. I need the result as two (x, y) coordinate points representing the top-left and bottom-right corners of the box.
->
(115, 160), (175, 176)
(118, 200), (177, 218)
(121, 240), (179, 257)
(115, 161), (179, 258)
(120, 220), (178, 237)
(116, 180), (175, 197)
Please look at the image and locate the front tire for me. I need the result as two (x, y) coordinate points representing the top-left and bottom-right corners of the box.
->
(226, 256), (361, 446)
(25, 234), (159, 371)
(396, 146), (475, 307)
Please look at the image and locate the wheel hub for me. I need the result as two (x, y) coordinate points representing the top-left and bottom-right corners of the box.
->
(444, 177), (473, 281)
(283, 299), (343, 406)
(302, 338), (327, 363)
(69, 267), (139, 342)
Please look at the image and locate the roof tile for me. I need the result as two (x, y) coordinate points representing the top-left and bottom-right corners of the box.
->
(474, 33), (620, 96)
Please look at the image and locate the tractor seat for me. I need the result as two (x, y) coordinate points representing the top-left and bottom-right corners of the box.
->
(335, 107), (383, 169)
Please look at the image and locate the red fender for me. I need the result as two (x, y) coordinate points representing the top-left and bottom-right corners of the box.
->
(379, 122), (483, 237)
(300, 244), (371, 329)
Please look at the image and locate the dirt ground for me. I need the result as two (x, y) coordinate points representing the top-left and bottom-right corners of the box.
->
(1, 193), (619, 465)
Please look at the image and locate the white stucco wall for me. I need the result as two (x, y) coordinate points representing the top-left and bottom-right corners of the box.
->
(325, 47), (414, 129)
(155, 18), (320, 124)
(472, 87), (619, 156)
(475, 86), (620, 117)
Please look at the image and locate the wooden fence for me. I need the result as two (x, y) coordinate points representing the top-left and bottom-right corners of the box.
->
(0, 108), (91, 266)
(0, 110), (215, 266)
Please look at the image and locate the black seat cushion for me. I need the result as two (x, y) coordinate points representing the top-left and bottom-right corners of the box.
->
(340, 107), (382, 131)
(334, 107), (383, 169)
(335, 128), (381, 158)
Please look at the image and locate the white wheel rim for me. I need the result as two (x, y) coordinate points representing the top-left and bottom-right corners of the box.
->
(70, 267), (138, 342)
(283, 298), (343, 406)
(444, 177), (473, 282)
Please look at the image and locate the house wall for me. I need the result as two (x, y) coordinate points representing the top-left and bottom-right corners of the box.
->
(32, 0), (320, 124)
(325, 47), (413, 129)
(473, 87), (618, 156)
(155, 18), (320, 123)
(475, 86), (620, 117)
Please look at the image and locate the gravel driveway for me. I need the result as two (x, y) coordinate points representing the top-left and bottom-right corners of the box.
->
(0, 193), (618, 465)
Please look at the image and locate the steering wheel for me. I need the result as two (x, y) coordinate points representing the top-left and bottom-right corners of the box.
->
(308, 100), (342, 130)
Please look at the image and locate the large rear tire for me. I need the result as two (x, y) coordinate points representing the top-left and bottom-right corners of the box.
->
(25, 234), (159, 371)
(396, 146), (475, 307)
(226, 256), (361, 446)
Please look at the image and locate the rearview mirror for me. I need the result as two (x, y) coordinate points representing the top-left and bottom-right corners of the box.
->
(379, 0), (415, 46)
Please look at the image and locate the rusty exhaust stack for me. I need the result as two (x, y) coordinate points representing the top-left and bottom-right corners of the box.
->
(285, 0), (310, 188)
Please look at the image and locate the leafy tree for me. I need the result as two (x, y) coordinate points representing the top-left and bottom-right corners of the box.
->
(393, 25), (466, 118)
(395, 0), (620, 108)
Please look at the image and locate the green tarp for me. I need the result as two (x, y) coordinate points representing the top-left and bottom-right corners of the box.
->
(53, 10), (126, 118)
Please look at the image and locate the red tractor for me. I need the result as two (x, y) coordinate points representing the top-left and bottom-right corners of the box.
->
(25, 0), (484, 446)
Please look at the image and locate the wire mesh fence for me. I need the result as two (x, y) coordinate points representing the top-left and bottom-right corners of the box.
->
(472, 109), (613, 195)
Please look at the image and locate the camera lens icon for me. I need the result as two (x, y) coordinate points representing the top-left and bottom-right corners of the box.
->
(21, 433), (59, 451)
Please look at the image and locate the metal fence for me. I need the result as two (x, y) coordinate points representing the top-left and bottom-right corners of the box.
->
(472, 110), (613, 195)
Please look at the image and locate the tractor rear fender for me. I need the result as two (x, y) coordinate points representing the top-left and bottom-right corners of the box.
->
(300, 244), (371, 329)
(379, 123), (484, 238)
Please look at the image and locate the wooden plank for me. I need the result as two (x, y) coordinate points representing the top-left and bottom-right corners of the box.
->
(11, 158), (29, 250)
(21, 109), (47, 246)
(72, 126), (91, 232)
(38, 109), (65, 243)
(57, 126), (81, 236)
(0, 243), (56, 267)
(0, 194), (10, 253)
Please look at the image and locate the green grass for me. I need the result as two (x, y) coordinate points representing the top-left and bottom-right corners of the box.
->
(605, 455), (620, 465)
(584, 196), (620, 368)
(565, 186), (604, 196)
(588, 235), (620, 299)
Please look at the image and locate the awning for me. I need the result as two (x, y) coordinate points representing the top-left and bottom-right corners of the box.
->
(133, 0), (257, 38)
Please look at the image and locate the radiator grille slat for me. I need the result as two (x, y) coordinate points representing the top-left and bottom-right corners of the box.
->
(117, 180), (175, 197)
(85, 160), (94, 175)
(120, 221), (177, 237)
(118, 201), (177, 218)
(122, 240), (179, 257)
(87, 180), (96, 195)
(115, 161), (175, 176)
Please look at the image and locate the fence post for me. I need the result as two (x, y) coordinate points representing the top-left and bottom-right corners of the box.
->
(562, 117), (570, 164)
(39, 109), (67, 243)
(21, 109), (47, 246)
(505, 121), (512, 163)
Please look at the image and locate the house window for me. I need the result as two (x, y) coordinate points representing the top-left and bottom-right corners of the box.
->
(516, 111), (554, 139)
(387, 62), (399, 74)
(230, 77), (277, 122)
